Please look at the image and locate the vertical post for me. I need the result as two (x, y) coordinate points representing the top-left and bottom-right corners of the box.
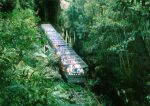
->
(66, 30), (68, 43)
(69, 35), (72, 47)
(74, 31), (76, 44)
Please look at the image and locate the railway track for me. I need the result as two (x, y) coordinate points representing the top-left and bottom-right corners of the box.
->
(41, 24), (101, 105)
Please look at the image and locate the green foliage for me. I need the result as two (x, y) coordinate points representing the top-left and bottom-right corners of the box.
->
(0, 0), (16, 12)
(18, 0), (35, 9)
(60, 0), (150, 105)
(0, 7), (39, 88)
(1, 9), (38, 50)
(0, 0), (35, 10)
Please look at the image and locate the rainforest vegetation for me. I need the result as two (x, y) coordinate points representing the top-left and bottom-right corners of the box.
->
(0, 0), (150, 106)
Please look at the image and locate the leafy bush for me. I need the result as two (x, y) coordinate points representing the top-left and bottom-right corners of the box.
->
(0, 8), (39, 60)
(0, 0), (35, 11)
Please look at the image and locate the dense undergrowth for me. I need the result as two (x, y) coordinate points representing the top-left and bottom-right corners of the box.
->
(0, 0), (97, 106)
(59, 0), (150, 106)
